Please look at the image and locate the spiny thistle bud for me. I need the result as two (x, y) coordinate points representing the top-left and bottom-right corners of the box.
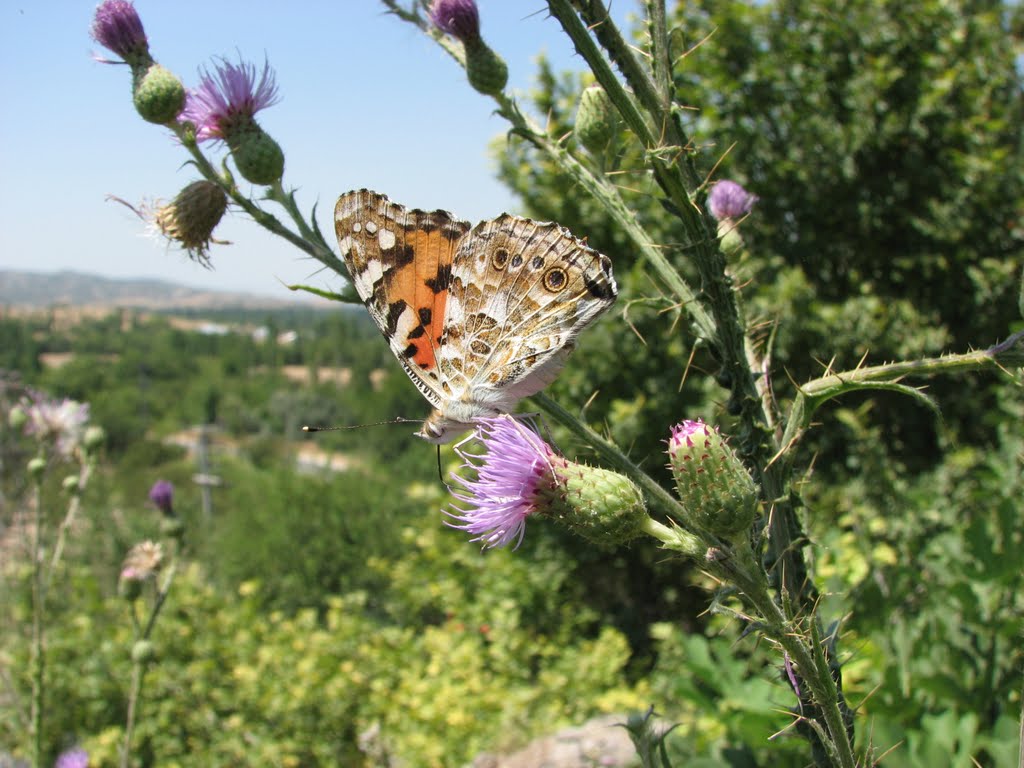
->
(62, 475), (80, 494)
(708, 180), (757, 253)
(429, 0), (508, 96)
(226, 127), (285, 186)
(446, 416), (647, 549)
(575, 84), (619, 155)
(8, 406), (27, 431)
(131, 62), (186, 125)
(667, 420), (759, 538)
(464, 44), (508, 97)
(537, 457), (647, 546)
(181, 58), (285, 186)
(148, 480), (174, 515)
(27, 456), (46, 480)
(152, 181), (228, 264)
(131, 639), (157, 665)
(83, 425), (106, 452)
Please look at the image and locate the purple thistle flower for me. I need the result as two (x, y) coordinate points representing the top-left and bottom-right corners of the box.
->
(707, 180), (758, 221)
(181, 58), (280, 143)
(21, 392), (90, 458)
(148, 479), (174, 515)
(429, 0), (481, 43)
(54, 747), (89, 768)
(445, 416), (555, 549)
(90, 0), (148, 62)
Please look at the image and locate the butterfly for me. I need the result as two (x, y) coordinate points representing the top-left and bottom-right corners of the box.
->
(334, 189), (617, 443)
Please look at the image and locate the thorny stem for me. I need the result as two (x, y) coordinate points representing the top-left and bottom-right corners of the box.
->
(716, 557), (857, 768)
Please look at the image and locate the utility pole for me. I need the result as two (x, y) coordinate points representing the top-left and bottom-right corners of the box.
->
(192, 424), (221, 519)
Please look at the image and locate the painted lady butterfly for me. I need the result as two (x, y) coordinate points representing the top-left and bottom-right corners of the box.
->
(334, 189), (618, 443)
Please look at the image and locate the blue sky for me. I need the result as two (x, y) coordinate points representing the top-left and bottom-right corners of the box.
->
(0, 1), (637, 298)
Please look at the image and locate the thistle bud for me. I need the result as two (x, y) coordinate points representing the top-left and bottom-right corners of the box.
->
(226, 126), (285, 186)
(537, 458), (647, 546)
(27, 456), (46, 480)
(667, 420), (759, 538)
(575, 84), (619, 155)
(8, 406), (27, 431)
(181, 58), (285, 185)
(131, 62), (186, 124)
(152, 181), (228, 263)
(83, 425), (106, 452)
(91, 0), (150, 66)
(131, 639), (156, 665)
(429, 0), (507, 96)
(707, 180), (758, 222)
(464, 43), (508, 97)
(62, 475), (80, 494)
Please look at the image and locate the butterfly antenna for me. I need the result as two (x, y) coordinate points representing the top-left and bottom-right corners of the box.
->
(436, 445), (444, 484)
(302, 418), (420, 432)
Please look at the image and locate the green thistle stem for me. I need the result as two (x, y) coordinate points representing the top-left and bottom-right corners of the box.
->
(30, 474), (44, 768)
(120, 560), (177, 768)
(49, 459), (93, 573)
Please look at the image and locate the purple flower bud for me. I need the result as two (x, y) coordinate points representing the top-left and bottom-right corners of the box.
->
(667, 420), (759, 538)
(707, 180), (758, 221)
(148, 479), (174, 515)
(90, 0), (149, 62)
(429, 0), (481, 43)
(181, 58), (280, 143)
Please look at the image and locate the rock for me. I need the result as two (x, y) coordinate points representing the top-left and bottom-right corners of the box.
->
(470, 714), (636, 768)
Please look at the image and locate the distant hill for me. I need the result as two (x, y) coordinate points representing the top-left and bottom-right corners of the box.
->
(0, 269), (324, 310)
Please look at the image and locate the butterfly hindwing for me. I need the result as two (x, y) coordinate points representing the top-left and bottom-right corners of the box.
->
(440, 214), (617, 406)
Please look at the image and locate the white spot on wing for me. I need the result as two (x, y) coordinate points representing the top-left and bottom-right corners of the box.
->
(378, 228), (396, 250)
(365, 221), (378, 234)
(352, 222), (361, 233)
(353, 258), (385, 297)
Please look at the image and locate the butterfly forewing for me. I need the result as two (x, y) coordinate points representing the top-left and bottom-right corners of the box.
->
(335, 189), (470, 405)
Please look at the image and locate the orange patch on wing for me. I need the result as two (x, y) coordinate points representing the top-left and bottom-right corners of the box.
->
(385, 230), (454, 373)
